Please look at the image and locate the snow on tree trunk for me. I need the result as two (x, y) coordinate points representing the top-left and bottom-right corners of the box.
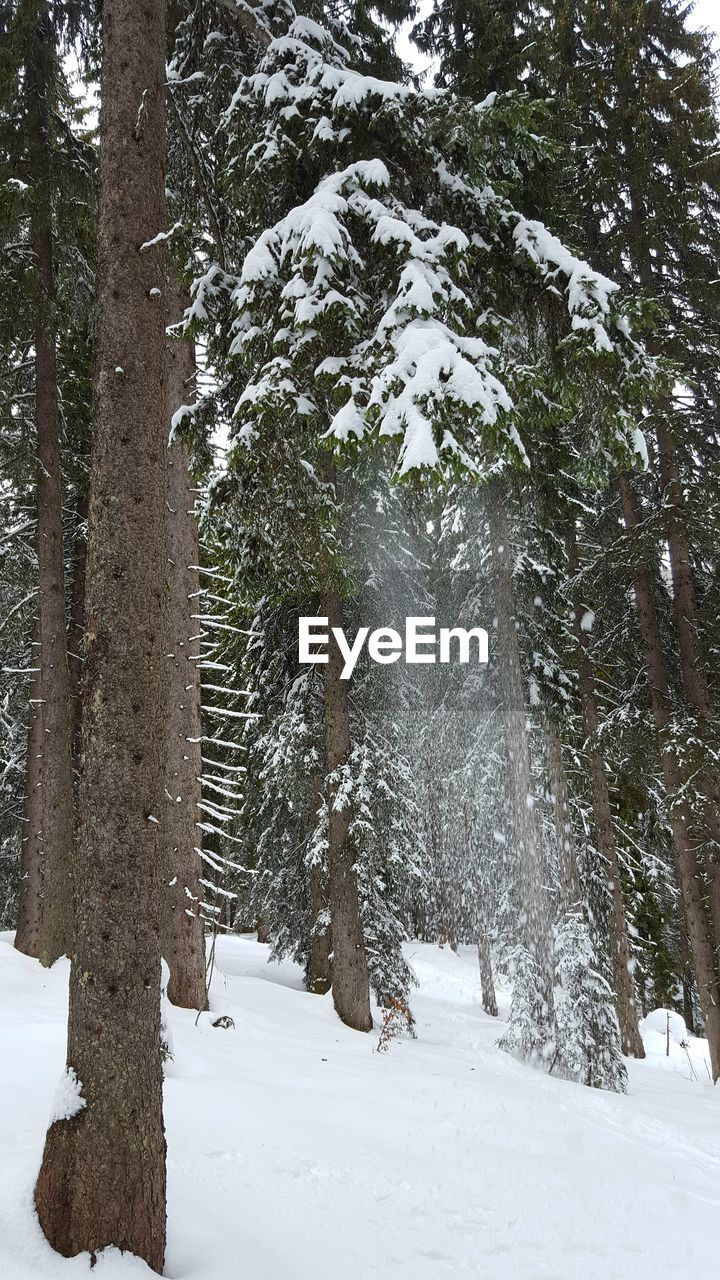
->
(487, 480), (556, 1066)
(477, 930), (498, 1018)
(307, 772), (331, 995)
(323, 590), (372, 1032)
(567, 531), (645, 1060)
(27, 7), (74, 968)
(162, 281), (208, 1012)
(34, 0), (168, 1266)
(545, 714), (628, 1091)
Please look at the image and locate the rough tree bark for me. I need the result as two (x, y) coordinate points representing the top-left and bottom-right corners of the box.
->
(567, 533), (645, 1059)
(162, 282), (208, 1011)
(14, 617), (43, 957)
(322, 590), (372, 1031)
(26, 6), (74, 967)
(486, 479), (556, 1048)
(34, 0), (169, 1266)
(618, 472), (720, 1080)
(67, 490), (88, 756)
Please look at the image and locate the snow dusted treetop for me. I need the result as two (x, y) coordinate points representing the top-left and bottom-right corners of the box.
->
(218, 9), (650, 483)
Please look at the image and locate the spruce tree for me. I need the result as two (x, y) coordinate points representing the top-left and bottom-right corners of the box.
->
(34, 0), (169, 1264)
(196, 6), (649, 1065)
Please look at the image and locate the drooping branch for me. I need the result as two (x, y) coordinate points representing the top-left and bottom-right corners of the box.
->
(167, 88), (227, 273)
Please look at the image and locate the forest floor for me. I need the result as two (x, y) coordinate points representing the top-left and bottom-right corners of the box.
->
(1, 932), (719, 1280)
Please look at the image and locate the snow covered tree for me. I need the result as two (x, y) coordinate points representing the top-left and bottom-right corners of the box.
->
(553, 909), (626, 1091)
(430, 0), (720, 1081)
(1, 0), (94, 963)
(189, 5), (648, 1066)
(408, 0), (720, 1080)
(235, 461), (427, 1016)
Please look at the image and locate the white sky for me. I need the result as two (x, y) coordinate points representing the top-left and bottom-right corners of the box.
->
(692, 0), (720, 44)
(398, 1), (720, 72)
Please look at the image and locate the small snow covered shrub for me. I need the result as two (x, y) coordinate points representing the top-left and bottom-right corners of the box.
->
(554, 913), (627, 1093)
(498, 943), (557, 1069)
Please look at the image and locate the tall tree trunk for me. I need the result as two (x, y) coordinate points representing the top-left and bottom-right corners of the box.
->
(625, 160), (715, 730)
(67, 490), (88, 757)
(464, 806), (497, 1014)
(322, 590), (372, 1031)
(653, 421), (720, 903)
(14, 616), (43, 957)
(307, 773), (332, 994)
(618, 473), (720, 1079)
(27, 8), (74, 968)
(486, 480), (556, 1050)
(567, 533), (645, 1059)
(162, 282), (207, 1011)
(545, 718), (582, 914)
(34, 0), (168, 1266)
(622, 121), (720, 921)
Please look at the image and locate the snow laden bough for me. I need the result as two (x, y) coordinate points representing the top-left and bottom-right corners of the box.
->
(213, 13), (651, 485)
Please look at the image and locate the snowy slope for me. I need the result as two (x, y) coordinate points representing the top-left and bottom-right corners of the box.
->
(1, 933), (719, 1280)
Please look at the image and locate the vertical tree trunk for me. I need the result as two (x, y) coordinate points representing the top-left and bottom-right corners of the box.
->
(307, 773), (332, 994)
(653, 421), (720, 901)
(623, 128), (720, 919)
(27, 7), (74, 968)
(464, 806), (497, 1014)
(681, 927), (696, 1037)
(545, 719), (583, 914)
(34, 0), (168, 1266)
(618, 473), (720, 1079)
(625, 163), (715, 733)
(477, 929), (498, 1017)
(567, 531), (645, 1059)
(14, 617), (43, 957)
(436, 788), (459, 952)
(322, 590), (372, 1031)
(162, 282), (208, 1011)
(307, 863), (332, 994)
(67, 490), (88, 757)
(486, 480), (556, 1050)
(620, 471), (720, 940)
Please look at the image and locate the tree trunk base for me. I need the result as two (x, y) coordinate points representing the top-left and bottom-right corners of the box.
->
(35, 1108), (166, 1273)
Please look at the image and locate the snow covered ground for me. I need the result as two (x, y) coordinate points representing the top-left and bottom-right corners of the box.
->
(1, 932), (719, 1280)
